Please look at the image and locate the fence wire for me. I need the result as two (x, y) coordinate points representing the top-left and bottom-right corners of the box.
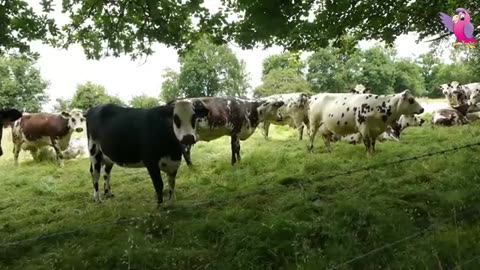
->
(1, 141), (480, 268)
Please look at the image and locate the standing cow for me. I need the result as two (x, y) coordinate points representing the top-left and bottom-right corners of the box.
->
(86, 103), (191, 205)
(169, 97), (284, 165)
(0, 108), (22, 157)
(259, 93), (311, 140)
(11, 109), (85, 166)
(308, 90), (424, 156)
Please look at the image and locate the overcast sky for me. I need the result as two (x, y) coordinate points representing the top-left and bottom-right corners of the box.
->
(26, 0), (448, 111)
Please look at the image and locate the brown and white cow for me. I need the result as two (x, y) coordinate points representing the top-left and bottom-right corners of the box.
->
(0, 108), (22, 157)
(432, 103), (471, 126)
(11, 109), (85, 166)
(169, 97), (284, 165)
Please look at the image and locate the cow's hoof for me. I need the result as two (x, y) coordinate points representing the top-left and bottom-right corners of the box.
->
(104, 192), (115, 198)
(93, 193), (102, 203)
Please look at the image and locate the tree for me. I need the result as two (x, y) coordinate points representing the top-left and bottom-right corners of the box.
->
(356, 46), (396, 95)
(0, 54), (49, 112)
(70, 81), (125, 111)
(177, 36), (249, 97)
(417, 52), (442, 97)
(432, 63), (480, 95)
(52, 97), (71, 112)
(254, 69), (312, 97)
(262, 52), (304, 76)
(130, 94), (159, 108)
(160, 69), (181, 102)
(392, 59), (426, 96)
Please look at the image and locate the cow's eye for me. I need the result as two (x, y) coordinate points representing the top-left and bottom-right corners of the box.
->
(408, 97), (414, 104)
(72, 118), (76, 123)
(173, 114), (181, 128)
(191, 115), (196, 128)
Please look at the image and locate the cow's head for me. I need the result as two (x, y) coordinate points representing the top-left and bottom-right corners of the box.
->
(0, 108), (22, 157)
(61, 109), (85, 133)
(172, 99), (209, 145)
(398, 90), (424, 115)
(468, 89), (480, 106)
(398, 115), (425, 131)
(350, 84), (370, 94)
(257, 99), (285, 122)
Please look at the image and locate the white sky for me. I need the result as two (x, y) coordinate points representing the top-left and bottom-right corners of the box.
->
(26, 0), (444, 111)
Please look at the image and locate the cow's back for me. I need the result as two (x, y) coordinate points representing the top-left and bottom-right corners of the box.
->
(20, 113), (68, 140)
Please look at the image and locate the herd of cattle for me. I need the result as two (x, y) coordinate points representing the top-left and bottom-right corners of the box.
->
(1, 82), (479, 206)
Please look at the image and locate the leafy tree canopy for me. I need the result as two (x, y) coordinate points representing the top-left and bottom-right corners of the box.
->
(0, 54), (49, 112)
(129, 94), (159, 108)
(254, 69), (312, 97)
(70, 81), (125, 111)
(262, 52), (304, 76)
(4, 0), (477, 59)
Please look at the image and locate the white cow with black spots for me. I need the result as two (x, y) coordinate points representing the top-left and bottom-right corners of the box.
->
(259, 93), (311, 140)
(440, 81), (462, 106)
(308, 90), (424, 156)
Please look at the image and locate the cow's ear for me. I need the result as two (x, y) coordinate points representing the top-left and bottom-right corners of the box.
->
(272, 101), (285, 108)
(61, 111), (71, 118)
(193, 101), (209, 118)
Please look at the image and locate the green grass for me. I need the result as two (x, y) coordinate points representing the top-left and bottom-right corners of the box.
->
(1, 122), (480, 270)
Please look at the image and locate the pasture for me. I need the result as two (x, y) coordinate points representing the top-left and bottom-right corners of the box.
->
(1, 118), (480, 269)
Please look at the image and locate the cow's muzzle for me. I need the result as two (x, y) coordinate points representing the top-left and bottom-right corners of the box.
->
(75, 127), (84, 133)
(419, 119), (425, 125)
(180, 134), (196, 145)
(417, 108), (425, 114)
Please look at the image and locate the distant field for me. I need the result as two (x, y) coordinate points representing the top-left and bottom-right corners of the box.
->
(2, 102), (480, 269)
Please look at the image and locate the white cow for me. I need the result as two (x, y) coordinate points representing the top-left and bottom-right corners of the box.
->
(308, 90), (424, 156)
(333, 115), (425, 144)
(466, 83), (480, 106)
(259, 93), (311, 140)
(37, 137), (89, 161)
(440, 81), (462, 106)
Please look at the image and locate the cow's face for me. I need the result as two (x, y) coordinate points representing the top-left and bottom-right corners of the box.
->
(257, 100), (285, 122)
(61, 109), (85, 133)
(468, 89), (480, 106)
(400, 115), (425, 129)
(399, 90), (424, 115)
(172, 100), (209, 145)
(0, 108), (22, 157)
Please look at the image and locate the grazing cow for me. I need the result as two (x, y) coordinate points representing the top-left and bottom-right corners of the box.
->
(12, 109), (85, 166)
(86, 104), (187, 205)
(432, 104), (471, 126)
(308, 90), (424, 156)
(259, 93), (311, 140)
(169, 97), (284, 165)
(0, 109), (22, 157)
(333, 115), (425, 144)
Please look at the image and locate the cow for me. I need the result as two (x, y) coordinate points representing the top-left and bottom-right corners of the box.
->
(332, 115), (425, 144)
(86, 103), (190, 206)
(259, 93), (310, 140)
(37, 137), (90, 161)
(440, 81), (463, 106)
(432, 104), (471, 126)
(11, 109), (85, 166)
(308, 90), (424, 156)
(0, 108), (22, 157)
(466, 84), (480, 106)
(169, 97), (284, 165)
(350, 84), (371, 94)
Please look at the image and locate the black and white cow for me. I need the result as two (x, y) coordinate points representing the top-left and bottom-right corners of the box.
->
(86, 103), (190, 206)
(308, 90), (424, 156)
(169, 97), (284, 165)
(259, 93), (311, 140)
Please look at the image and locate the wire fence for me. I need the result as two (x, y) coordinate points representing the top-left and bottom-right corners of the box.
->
(2, 141), (480, 268)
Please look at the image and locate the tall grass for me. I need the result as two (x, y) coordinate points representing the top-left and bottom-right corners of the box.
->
(1, 122), (480, 270)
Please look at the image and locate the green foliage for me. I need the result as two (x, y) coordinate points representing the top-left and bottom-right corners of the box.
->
(177, 37), (249, 98)
(392, 59), (426, 96)
(70, 81), (125, 111)
(0, 54), (49, 112)
(129, 94), (159, 108)
(160, 69), (181, 102)
(356, 46), (396, 95)
(2, 121), (480, 269)
(52, 97), (71, 112)
(253, 69), (312, 97)
(262, 52), (304, 76)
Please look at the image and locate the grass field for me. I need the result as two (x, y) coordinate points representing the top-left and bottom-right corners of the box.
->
(1, 120), (480, 269)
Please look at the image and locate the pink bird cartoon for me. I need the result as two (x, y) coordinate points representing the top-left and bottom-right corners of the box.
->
(439, 8), (478, 49)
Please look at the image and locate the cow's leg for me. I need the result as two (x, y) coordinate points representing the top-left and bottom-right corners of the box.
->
(182, 144), (193, 167)
(50, 137), (64, 167)
(167, 170), (178, 203)
(89, 142), (102, 202)
(230, 134), (241, 165)
(145, 162), (164, 206)
(307, 120), (320, 152)
(262, 121), (270, 140)
(103, 162), (114, 198)
(299, 125), (304, 140)
(13, 142), (21, 165)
